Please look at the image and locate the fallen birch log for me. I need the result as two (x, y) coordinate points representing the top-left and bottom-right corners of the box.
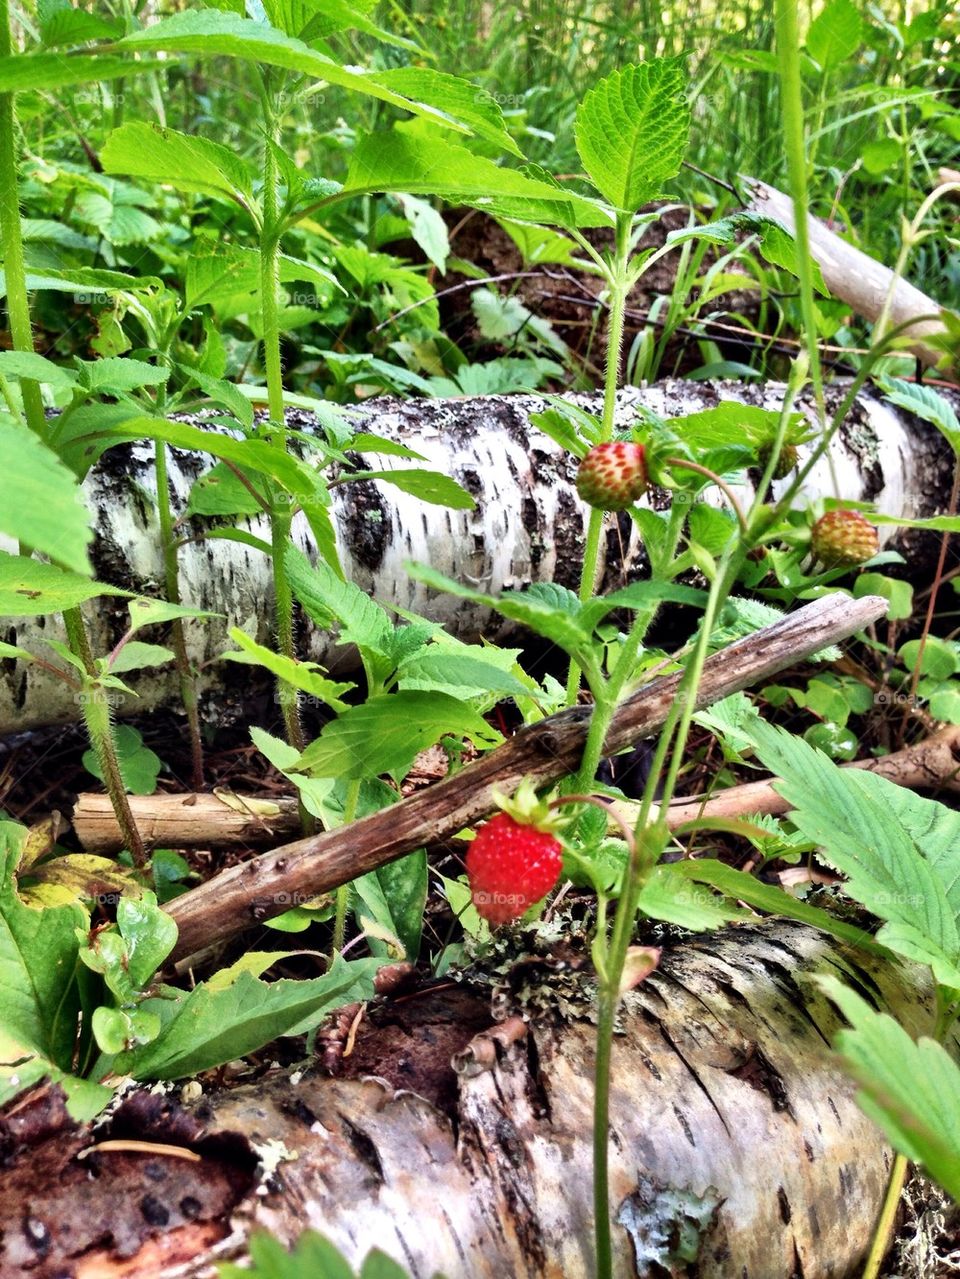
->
(743, 177), (955, 371)
(71, 724), (960, 853)
(0, 920), (939, 1279)
(0, 379), (952, 735)
(164, 593), (887, 961)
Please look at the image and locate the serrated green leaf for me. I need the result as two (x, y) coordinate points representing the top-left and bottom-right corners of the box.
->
(574, 59), (690, 211)
(806, 0), (863, 70)
(223, 629), (354, 712)
(118, 11), (473, 127)
(396, 650), (530, 698)
(745, 719), (960, 981)
(102, 122), (255, 207)
(295, 691), (500, 779)
(0, 53), (161, 94)
(816, 976), (960, 1200)
(285, 545), (393, 661)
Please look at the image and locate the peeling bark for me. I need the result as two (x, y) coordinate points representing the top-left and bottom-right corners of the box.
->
(0, 380), (954, 734)
(0, 921), (939, 1279)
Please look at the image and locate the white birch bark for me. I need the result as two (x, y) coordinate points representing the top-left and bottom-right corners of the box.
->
(0, 379), (952, 733)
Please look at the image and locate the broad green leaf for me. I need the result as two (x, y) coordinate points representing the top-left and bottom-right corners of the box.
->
(574, 59), (690, 212)
(83, 725), (162, 796)
(637, 863), (751, 929)
(126, 597), (221, 632)
(0, 265), (163, 301)
(350, 467), (475, 509)
(408, 564), (599, 675)
(110, 955), (381, 1079)
(371, 67), (523, 156)
(853, 573), (913, 621)
(178, 366), (255, 431)
(223, 629), (354, 712)
(186, 461), (265, 517)
(0, 421), (92, 575)
(878, 376), (960, 456)
(0, 552), (129, 617)
(354, 849), (427, 962)
(76, 357), (169, 394)
(817, 976), (960, 1200)
(0, 53), (161, 94)
(344, 130), (612, 229)
(898, 636), (957, 680)
(397, 194), (450, 272)
(107, 641), (175, 674)
(94, 417), (325, 505)
(118, 12), (473, 126)
(102, 122), (255, 207)
(806, 0), (863, 71)
(38, 0), (122, 46)
(668, 859), (884, 952)
(295, 691), (500, 779)
(262, 0), (421, 51)
(665, 401), (809, 449)
(0, 822), (86, 1070)
(396, 650), (530, 698)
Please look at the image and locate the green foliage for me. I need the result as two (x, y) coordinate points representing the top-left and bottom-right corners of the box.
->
(218, 1229), (417, 1279)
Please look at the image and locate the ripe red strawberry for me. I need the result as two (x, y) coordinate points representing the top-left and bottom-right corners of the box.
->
(811, 509), (879, 567)
(466, 781), (566, 925)
(466, 813), (563, 925)
(576, 441), (647, 511)
(757, 441), (798, 480)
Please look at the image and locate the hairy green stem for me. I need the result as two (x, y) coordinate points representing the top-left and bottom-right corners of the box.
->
(332, 778), (362, 955)
(63, 609), (146, 867)
(154, 441), (204, 789)
(591, 541), (743, 1277)
(861, 1152), (908, 1279)
(566, 213), (634, 703)
(774, 0), (837, 491)
(259, 99), (304, 754)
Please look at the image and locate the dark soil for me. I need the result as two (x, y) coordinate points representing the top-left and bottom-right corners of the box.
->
(436, 204), (768, 380)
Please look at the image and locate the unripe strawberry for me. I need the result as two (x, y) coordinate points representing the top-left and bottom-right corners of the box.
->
(757, 441), (798, 480)
(575, 441), (647, 511)
(811, 509), (879, 567)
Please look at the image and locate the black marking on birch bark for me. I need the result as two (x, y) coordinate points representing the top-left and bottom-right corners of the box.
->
(777, 1186), (792, 1225)
(656, 1022), (734, 1139)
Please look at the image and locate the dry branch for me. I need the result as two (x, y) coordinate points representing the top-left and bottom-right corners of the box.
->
(743, 177), (954, 371)
(72, 725), (960, 853)
(641, 722), (960, 830)
(165, 593), (888, 961)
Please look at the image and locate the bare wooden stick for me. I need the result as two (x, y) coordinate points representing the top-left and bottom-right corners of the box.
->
(72, 790), (301, 853)
(614, 723), (960, 832)
(164, 593), (887, 960)
(743, 176), (951, 370)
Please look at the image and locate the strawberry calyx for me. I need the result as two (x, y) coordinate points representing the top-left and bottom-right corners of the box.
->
(490, 777), (570, 841)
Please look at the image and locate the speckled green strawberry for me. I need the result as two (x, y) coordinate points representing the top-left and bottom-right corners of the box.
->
(811, 509), (879, 567)
(575, 441), (647, 511)
(757, 441), (799, 480)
